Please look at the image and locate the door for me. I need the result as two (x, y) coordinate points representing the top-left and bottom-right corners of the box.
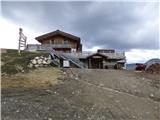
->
(91, 58), (103, 69)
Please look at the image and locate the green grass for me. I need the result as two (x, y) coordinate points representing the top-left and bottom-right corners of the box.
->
(1, 49), (49, 75)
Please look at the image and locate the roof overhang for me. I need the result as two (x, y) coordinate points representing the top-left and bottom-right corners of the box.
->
(35, 30), (80, 43)
(86, 52), (108, 59)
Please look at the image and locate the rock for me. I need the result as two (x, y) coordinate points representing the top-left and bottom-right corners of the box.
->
(99, 83), (104, 87)
(28, 63), (33, 68)
(44, 57), (47, 61)
(48, 118), (52, 120)
(40, 56), (44, 59)
(150, 93), (154, 98)
(37, 59), (42, 64)
(16, 109), (20, 113)
(42, 60), (47, 64)
(46, 90), (53, 94)
(132, 116), (136, 119)
(46, 59), (52, 64)
(31, 59), (37, 64)
(35, 56), (39, 59)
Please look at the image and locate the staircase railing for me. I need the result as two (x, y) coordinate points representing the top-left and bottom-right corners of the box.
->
(47, 48), (85, 68)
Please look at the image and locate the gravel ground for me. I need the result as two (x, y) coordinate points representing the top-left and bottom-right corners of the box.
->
(1, 68), (160, 120)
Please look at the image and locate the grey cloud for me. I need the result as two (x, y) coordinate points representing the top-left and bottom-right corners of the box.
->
(1, 1), (159, 51)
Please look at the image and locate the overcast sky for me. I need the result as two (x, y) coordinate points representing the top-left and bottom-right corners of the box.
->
(0, 1), (159, 63)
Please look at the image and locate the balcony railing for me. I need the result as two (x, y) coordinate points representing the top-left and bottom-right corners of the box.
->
(39, 44), (71, 49)
(26, 44), (72, 51)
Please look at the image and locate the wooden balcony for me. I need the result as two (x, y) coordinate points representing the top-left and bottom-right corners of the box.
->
(26, 44), (72, 51)
(39, 44), (71, 49)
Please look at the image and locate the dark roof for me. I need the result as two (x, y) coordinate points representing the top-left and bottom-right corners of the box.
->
(35, 30), (80, 42)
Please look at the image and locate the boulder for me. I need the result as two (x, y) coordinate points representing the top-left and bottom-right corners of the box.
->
(31, 59), (37, 64)
(40, 56), (44, 59)
(46, 59), (52, 64)
(37, 59), (42, 64)
(42, 60), (47, 65)
(28, 63), (33, 68)
(35, 56), (39, 59)
(43, 57), (47, 61)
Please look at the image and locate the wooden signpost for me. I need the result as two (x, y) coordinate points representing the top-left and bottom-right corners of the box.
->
(18, 28), (27, 54)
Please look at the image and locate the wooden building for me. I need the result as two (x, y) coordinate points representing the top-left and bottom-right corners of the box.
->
(25, 30), (126, 69)
(26, 30), (82, 52)
(77, 50), (126, 69)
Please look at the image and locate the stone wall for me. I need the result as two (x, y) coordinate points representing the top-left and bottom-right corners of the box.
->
(27, 56), (52, 68)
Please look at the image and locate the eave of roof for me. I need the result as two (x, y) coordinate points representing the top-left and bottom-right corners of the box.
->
(35, 30), (80, 42)
(86, 52), (108, 59)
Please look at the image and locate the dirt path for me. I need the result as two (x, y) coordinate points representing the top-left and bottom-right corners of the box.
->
(67, 68), (160, 120)
(1, 68), (160, 120)
(70, 69), (160, 102)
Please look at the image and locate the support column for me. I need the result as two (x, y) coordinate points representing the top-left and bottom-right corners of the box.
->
(88, 58), (91, 69)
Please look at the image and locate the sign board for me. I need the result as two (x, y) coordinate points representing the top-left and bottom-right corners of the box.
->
(63, 60), (70, 68)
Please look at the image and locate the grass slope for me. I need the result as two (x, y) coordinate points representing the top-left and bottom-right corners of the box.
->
(1, 49), (49, 74)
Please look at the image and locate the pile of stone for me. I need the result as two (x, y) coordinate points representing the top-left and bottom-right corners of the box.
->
(146, 63), (160, 74)
(27, 56), (52, 68)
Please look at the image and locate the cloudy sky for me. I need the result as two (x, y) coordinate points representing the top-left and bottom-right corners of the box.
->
(0, 1), (159, 63)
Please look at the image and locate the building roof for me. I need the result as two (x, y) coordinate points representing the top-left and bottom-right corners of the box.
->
(35, 30), (80, 43)
(86, 52), (108, 59)
(62, 51), (125, 59)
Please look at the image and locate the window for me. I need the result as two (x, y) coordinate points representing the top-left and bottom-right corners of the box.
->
(49, 40), (52, 44)
(64, 40), (68, 44)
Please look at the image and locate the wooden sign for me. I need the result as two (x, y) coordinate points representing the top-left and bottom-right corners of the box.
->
(18, 28), (27, 53)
